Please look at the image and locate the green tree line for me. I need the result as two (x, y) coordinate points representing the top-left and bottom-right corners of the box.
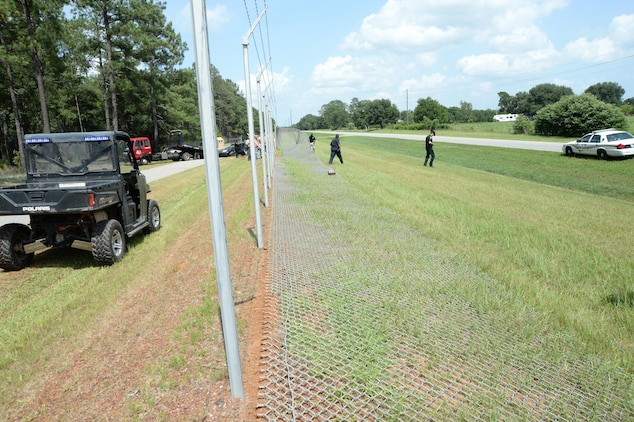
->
(0, 0), (254, 165)
(297, 81), (632, 137)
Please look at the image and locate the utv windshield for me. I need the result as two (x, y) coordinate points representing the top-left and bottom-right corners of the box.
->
(25, 134), (118, 176)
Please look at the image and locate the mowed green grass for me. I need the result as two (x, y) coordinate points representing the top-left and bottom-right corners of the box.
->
(0, 157), (255, 416)
(311, 133), (634, 372)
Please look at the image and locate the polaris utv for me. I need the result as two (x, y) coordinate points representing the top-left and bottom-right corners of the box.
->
(0, 131), (161, 271)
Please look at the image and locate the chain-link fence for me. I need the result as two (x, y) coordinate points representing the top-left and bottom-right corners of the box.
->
(276, 127), (303, 149)
(257, 135), (633, 420)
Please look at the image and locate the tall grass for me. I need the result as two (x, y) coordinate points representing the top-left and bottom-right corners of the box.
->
(312, 133), (634, 371)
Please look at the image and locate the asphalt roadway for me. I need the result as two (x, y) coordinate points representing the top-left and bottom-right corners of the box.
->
(0, 133), (563, 227)
(317, 130), (565, 152)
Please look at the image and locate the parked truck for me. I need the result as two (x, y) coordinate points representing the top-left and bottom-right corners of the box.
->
(131, 136), (179, 163)
(165, 130), (204, 161)
(131, 131), (203, 163)
(130, 136), (154, 164)
(0, 131), (161, 271)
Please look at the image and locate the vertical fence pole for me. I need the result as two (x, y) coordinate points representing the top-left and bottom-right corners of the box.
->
(242, 7), (267, 248)
(191, 0), (244, 399)
(256, 76), (269, 208)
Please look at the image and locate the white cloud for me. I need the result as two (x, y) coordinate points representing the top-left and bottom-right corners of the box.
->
(562, 37), (618, 62)
(267, 67), (292, 95)
(339, 0), (569, 54)
(281, 0), (633, 117)
(308, 0), (575, 110)
(610, 14), (634, 46)
(457, 53), (510, 76)
(172, 3), (230, 38)
(488, 0), (568, 31)
(340, 0), (468, 53)
(417, 72), (448, 90)
(311, 55), (401, 92)
(399, 72), (458, 99)
(330, 0), (578, 97)
(490, 25), (552, 52)
(341, 21), (464, 53)
(456, 44), (561, 79)
(207, 5), (230, 33)
(312, 56), (359, 88)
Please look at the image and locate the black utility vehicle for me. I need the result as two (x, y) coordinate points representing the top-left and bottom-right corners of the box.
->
(0, 131), (161, 271)
(218, 142), (246, 157)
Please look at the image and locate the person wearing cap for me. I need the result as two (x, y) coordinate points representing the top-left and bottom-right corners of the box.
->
(424, 129), (435, 167)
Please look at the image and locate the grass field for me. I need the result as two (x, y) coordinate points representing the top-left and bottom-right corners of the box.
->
(1, 128), (633, 417)
(308, 131), (634, 373)
(0, 158), (258, 419)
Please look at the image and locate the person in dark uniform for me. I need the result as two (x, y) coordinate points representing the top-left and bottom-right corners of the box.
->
(329, 134), (343, 164)
(424, 130), (435, 167)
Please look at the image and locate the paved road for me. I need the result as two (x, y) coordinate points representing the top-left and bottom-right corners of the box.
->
(317, 130), (565, 152)
(1, 132), (563, 227)
(0, 159), (205, 226)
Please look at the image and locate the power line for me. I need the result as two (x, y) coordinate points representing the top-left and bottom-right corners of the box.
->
(242, 0), (251, 27)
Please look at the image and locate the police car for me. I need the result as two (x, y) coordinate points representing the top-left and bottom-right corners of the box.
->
(562, 129), (634, 159)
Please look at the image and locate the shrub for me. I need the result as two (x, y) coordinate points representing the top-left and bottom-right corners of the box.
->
(513, 115), (534, 135)
(534, 94), (627, 137)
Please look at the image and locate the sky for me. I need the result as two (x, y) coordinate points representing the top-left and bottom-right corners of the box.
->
(163, 0), (634, 127)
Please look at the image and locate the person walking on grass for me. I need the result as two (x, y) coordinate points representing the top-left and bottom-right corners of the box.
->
(329, 134), (344, 165)
(424, 129), (435, 167)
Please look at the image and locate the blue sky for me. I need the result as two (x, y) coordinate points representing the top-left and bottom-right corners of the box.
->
(164, 0), (634, 127)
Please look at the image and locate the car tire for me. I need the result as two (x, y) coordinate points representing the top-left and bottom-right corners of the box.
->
(181, 152), (191, 161)
(144, 200), (161, 234)
(0, 223), (34, 271)
(564, 146), (574, 157)
(597, 150), (608, 160)
(91, 219), (126, 265)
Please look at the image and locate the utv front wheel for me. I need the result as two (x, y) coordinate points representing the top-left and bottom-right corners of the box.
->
(91, 219), (126, 265)
(0, 223), (34, 271)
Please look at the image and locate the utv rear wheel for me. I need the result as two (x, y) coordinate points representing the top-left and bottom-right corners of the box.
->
(91, 219), (126, 265)
(0, 223), (34, 271)
(144, 200), (161, 234)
